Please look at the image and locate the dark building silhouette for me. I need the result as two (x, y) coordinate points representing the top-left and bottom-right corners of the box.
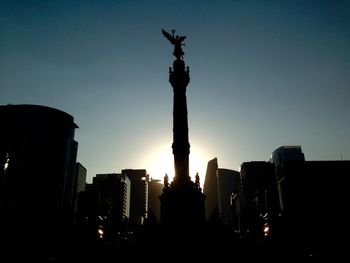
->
(203, 157), (219, 220)
(269, 145), (305, 167)
(92, 173), (130, 224)
(74, 162), (87, 199)
(159, 30), (205, 227)
(269, 145), (305, 211)
(72, 162), (87, 216)
(239, 161), (280, 240)
(122, 169), (148, 225)
(76, 184), (100, 225)
(274, 160), (350, 256)
(75, 162), (87, 194)
(76, 172), (131, 247)
(217, 168), (240, 226)
(235, 146), (349, 260)
(203, 158), (240, 227)
(148, 178), (163, 223)
(0, 104), (78, 254)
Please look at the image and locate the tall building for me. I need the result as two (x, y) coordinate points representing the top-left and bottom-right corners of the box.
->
(0, 104), (78, 248)
(75, 162), (87, 195)
(122, 169), (148, 225)
(239, 161), (279, 240)
(270, 145), (305, 212)
(76, 184), (99, 225)
(203, 160), (240, 226)
(217, 168), (240, 226)
(73, 162), (87, 214)
(203, 158), (219, 220)
(269, 145), (305, 167)
(64, 140), (78, 218)
(274, 160), (350, 254)
(148, 178), (163, 223)
(77, 173), (131, 227)
(159, 30), (205, 226)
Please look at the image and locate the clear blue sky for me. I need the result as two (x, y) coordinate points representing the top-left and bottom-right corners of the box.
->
(1, 0), (349, 184)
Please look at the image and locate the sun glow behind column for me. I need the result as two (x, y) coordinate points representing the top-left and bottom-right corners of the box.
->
(146, 142), (209, 188)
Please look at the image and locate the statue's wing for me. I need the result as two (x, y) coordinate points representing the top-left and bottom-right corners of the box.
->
(162, 29), (175, 44)
(179, 36), (186, 42)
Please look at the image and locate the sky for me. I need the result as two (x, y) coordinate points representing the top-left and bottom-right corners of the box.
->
(1, 0), (349, 186)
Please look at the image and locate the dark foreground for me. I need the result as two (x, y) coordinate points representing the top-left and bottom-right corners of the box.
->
(1, 223), (347, 262)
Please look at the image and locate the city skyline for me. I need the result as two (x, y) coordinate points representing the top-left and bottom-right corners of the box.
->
(1, 1), (349, 184)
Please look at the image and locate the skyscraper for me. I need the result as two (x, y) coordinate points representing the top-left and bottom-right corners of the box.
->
(0, 104), (78, 251)
(148, 178), (163, 223)
(203, 158), (219, 220)
(239, 161), (279, 239)
(269, 146), (305, 167)
(203, 159), (240, 226)
(122, 169), (148, 225)
(217, 168), (240, 226)
(269, 145), (305, 212)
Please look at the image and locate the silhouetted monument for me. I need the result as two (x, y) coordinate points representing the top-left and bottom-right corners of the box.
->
(159, 29), (205, 227)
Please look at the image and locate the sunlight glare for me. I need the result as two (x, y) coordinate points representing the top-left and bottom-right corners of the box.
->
(147, 143), (209, 188)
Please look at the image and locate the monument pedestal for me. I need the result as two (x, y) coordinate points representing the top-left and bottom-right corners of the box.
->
(160, 181), (205, 226)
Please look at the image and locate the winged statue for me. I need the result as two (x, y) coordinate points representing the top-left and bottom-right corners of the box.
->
(162, 29), (186, 60)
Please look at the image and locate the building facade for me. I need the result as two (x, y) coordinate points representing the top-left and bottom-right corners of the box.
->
(122, 169), (148, 225)
(239, 161), (279, 240)
(148, 178), (163, 223)
(203, 158), (219, 221)
(77, 173), (131, 230)
(275, 160), (350, 253)
(217, 168), (240, 226)
(0, 104), (79, 247)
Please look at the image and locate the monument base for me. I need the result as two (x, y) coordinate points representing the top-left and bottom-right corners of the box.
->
(159, 180), (205, 227)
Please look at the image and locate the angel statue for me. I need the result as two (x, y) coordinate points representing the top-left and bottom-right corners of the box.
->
(195, 173), (200, 188)
(162, 29), (186, 60)
(164, 173), (169, 188)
